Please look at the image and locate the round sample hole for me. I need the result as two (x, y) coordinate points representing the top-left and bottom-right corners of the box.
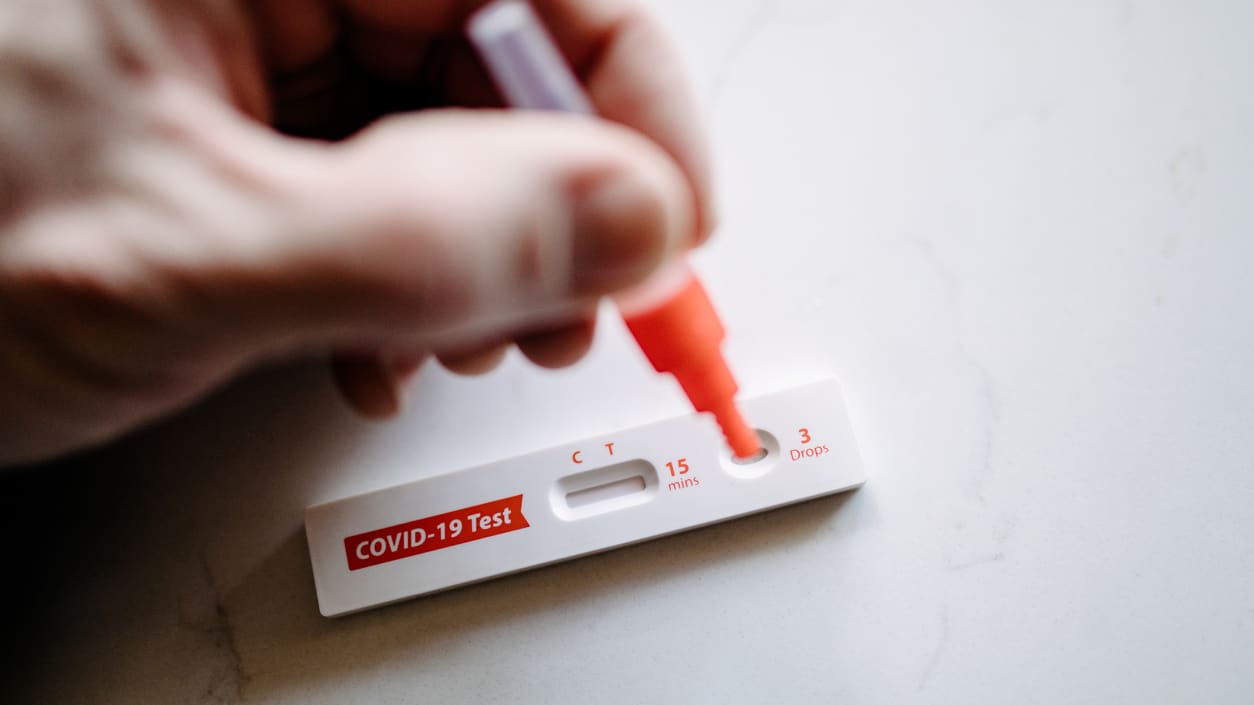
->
(721, 429), (779, 479)
(731, 447), (769, 465)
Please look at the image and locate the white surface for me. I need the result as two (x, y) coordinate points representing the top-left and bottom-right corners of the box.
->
(307, 380), (864, 616)
(8, 0), (1254, 703)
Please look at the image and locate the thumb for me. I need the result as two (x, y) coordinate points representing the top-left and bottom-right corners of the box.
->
(245, 109), (696, 354)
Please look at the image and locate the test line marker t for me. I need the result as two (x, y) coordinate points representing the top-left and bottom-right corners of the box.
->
(467, 0), (762, 459)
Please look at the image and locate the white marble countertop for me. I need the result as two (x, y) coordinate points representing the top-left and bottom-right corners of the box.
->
(7, 1), (1254, 702)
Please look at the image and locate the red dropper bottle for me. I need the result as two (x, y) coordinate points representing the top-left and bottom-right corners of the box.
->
(615, 262), (762, 458)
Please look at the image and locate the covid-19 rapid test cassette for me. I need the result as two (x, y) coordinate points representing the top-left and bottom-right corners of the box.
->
(305, 379), (865, 616)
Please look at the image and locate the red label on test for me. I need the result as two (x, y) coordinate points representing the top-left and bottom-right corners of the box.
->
(344, 495), (530, 571)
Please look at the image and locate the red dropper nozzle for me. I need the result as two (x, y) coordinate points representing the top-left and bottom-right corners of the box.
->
(623, 276), (762, 459)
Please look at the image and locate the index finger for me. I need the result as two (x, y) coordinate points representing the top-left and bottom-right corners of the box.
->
(335, 0), (715, 241)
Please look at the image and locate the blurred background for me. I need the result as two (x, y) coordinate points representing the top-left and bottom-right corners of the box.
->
(4, 1), (1253, 702)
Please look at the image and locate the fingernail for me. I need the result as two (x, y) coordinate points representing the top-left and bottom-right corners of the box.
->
(389, 354), (425, 408)
(332, 355), (401, 419)
(571, 171), (672, 295)
(391, 354), (425, 381)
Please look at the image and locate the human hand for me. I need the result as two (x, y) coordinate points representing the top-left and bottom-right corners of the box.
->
(0, 0), (713, 465)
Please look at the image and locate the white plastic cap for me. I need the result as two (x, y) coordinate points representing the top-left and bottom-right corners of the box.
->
(467, 0), (595, 114)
